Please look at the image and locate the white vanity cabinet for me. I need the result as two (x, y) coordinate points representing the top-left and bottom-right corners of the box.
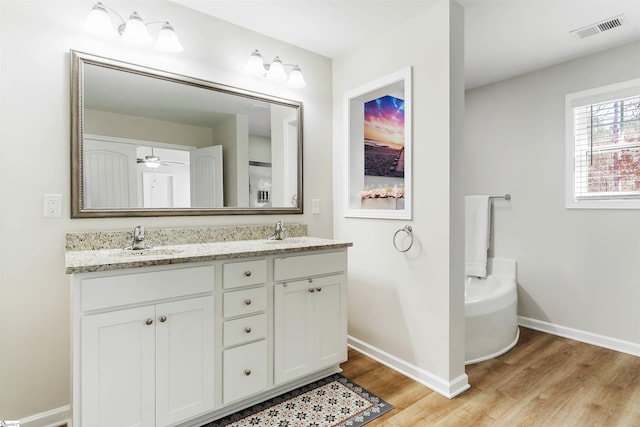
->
(70, 243), (349, 427)
(73, 264), (215, 427)
(273, 252), (348, 385)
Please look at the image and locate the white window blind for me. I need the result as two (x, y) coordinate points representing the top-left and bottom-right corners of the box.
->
(566, 79), (640, 209)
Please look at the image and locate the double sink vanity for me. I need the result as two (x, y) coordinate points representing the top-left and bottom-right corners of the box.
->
(66, 224), (352, 427)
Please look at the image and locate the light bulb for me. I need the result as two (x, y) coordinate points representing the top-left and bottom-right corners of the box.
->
(155, 22), (183, 53)
(121, 12), (152, 46)
(83, 2), (116, 38)
(286, 65), (306, 88)
(266, 57), (286, 82)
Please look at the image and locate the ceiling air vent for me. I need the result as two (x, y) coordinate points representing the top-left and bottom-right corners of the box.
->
(570, 14), (626, 39)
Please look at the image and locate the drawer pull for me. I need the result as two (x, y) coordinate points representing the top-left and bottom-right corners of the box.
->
(244, 271), (252, 277)
(159, 315), (167, 323)
(308, 288), (315, 293)
(244, 369), (252, 376)
(316, 287), (322, 292)
(244, 327), (252, 334)
(145, 318), (153, 326)
(244, 299), (252, 306)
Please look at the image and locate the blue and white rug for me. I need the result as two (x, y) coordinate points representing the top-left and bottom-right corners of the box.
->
(206, 373), (394, 427)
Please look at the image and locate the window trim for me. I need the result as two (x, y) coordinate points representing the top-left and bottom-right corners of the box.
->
(565, 78), (640, 209)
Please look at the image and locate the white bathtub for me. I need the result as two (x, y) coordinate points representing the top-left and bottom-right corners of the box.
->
(465, 258), (519, 365)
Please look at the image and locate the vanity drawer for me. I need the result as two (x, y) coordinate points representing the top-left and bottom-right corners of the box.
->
(274, 251), (346, 282)
(223, 259), (267, 289)
(80, 265), (215, 311)
(223, 340), (267, 404)
(223, 287), (266, 318)
(223, 313), (267, 347)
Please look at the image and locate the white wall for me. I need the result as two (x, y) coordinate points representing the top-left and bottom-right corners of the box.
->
(214, 115), (249, 207)
(0, 0), (332, 420)
(333, 0), (467, 396)
(465, 41), (640, 351)
(85, 109), (215, 147)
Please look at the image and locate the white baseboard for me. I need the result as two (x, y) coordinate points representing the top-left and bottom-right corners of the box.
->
(518, 316), (640, 357)
(347, 336), (470, 399)
(15, 405), (70, 427)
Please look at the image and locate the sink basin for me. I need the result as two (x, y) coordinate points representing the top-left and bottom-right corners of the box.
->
(119, 248), (184, 257)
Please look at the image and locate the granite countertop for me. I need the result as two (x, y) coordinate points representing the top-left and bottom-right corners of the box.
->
(65, 237), (352, 274)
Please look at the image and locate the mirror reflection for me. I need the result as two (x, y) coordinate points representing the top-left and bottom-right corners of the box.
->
(71, 51), (303, 217)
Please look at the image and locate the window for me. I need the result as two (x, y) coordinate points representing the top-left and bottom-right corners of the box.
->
(566, 79), (640, 209)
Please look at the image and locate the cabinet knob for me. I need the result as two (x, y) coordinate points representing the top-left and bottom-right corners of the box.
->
(244, 327), (252, 334)
(309, 278), (313, 283)
(159, 315), (167, 323)
(244, 271), (252, 277)
(244, 299), (252, 306)
(244, 369), (252, 376)
(308, 288), (315, 293)
(316, 287), (322, 292)
(145, 318), (153, 326)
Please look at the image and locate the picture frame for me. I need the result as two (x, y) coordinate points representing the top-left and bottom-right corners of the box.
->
(343, 67), (412, 219)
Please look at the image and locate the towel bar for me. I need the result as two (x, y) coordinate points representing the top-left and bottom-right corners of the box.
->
(489, 194), (511, 201)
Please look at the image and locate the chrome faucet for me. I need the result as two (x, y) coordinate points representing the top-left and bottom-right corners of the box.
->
(125, 225), (149, 250)
(268, 220), (287, 240)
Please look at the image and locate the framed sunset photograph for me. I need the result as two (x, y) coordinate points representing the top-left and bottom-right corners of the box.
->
(364, 95), (405, 178)
(344, 67), (412, 219)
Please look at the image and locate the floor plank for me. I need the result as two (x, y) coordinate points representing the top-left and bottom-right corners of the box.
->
(340, 327), (640, 426)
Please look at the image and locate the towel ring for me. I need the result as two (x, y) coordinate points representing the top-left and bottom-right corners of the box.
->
(393, 225), (413, 253)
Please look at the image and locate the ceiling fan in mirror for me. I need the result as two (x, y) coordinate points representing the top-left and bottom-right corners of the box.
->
(136, 148), (186, 169)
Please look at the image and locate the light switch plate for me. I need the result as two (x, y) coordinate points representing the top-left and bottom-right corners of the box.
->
(311, 199), (320, 214)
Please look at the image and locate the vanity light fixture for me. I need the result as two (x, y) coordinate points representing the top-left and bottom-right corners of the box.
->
(83, 2), (184, 53)
(245, 49), (306, 88)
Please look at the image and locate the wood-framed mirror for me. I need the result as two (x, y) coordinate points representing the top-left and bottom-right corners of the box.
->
(71, 50), (303, 218)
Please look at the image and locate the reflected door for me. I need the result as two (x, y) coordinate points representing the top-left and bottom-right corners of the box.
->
(142, 172), (174, 208)
(190, 146), (223, 208)
(83, 138), (138, 208)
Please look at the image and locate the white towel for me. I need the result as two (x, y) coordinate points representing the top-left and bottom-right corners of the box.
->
(465, 195), (490, 278)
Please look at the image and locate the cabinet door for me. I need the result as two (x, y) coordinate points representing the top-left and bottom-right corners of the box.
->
(155, 296), (215, 427)
(313, 276), (347, 369)
(274, 275), (347, 385)
(81, 306), (156, 427)
(273, 280), (314, 384)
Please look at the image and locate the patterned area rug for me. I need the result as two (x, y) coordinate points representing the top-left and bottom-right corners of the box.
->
(206, 374), (393, 427)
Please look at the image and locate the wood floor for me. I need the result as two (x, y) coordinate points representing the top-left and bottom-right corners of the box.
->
(340, 327), (640, 426)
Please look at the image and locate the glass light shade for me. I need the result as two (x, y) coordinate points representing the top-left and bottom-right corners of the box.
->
(286, 66), (306, 88)
(145, 156), (161, 168)
(121, 12), (152, 45)
(155, 22), (183, 53)
(245, 50), (266, 75)
(266, 57), (286, 82)
(83, 3), (116, 38)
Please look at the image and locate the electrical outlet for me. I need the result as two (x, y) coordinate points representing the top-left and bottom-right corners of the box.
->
(43, 194), (62, 218)
(311, 199), (320, 214)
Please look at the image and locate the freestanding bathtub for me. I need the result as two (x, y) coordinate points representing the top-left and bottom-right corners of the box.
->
(465, 258), (519, 365)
